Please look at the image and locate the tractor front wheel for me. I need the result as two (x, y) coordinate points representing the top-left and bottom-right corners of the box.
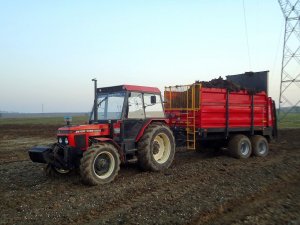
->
(44, 164), (71, 177)
(137, 124), (175, 171)
(80, 143), (120, 185)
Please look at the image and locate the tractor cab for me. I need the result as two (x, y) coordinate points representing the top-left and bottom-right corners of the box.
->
(91, 85), (165, 122)
(88, 85), (165, 146)
(29, 81), (175, 185)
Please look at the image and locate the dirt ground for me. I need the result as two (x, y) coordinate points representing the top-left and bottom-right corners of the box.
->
(0, 124), (299, 225)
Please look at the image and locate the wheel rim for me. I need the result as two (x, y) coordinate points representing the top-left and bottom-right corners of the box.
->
(93, 151), (115, 179)
(258, 141), (267, 155)
(54, 167), (70, 174)
(240, 141), (250, 156)
(152, 132), (171, 164)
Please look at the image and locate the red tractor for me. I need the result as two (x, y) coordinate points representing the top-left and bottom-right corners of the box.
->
(29, 79), (175, 185)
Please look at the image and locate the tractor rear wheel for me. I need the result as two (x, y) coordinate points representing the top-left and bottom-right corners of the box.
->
(251, 135), (269, 157)
(80, 143), (120, 185)
(137, 123), (175, 171)
(229, 134), (252, 159)
(44, 164), (71, 177)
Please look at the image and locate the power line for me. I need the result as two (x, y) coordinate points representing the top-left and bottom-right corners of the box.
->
(242, 0), (251, 70)
(272, 20), (284, 74)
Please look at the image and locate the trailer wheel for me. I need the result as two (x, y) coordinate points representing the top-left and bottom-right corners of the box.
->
(137, 124), (175, 171)
(229, 135), (252, 159)
(44, 164), (71, 177)
(80, 143), (120, 185)
(251, 135), (269, 157)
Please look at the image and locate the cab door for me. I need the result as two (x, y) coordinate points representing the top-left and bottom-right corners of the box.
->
(121, 92), (147, 151)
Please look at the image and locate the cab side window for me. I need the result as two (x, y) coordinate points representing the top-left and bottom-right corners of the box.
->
(128, 92), (145, 119)
(143, 94), (164, 118)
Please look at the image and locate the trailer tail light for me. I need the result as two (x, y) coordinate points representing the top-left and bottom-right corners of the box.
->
(113, 120), (122, 136)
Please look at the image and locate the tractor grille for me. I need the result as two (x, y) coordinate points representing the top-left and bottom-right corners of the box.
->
(75, 135), (86, 148)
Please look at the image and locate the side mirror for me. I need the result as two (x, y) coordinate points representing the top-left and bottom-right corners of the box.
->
(150, 95), (156, 104)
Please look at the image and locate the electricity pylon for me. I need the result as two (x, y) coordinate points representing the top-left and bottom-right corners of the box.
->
(278, 0), (300, 120)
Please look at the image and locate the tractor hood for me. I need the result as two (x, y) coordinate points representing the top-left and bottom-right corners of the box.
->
(57, 123), (110, 135)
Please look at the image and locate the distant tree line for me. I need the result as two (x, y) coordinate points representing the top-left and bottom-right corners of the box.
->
(278, 106), (300, 113)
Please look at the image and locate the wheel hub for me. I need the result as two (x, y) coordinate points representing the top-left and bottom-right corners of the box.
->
(152, 133), (171, 164)
(153, 142), (160, 155)
(95, 155), (110, 176)
(258, 142), (267, 154)
(240, 141), (250, 155)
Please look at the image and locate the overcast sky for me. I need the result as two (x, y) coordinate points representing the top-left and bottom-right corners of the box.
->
(0, 1), (287, 113)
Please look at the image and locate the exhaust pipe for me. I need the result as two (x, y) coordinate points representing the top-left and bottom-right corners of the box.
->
(92, 78), (98, 121)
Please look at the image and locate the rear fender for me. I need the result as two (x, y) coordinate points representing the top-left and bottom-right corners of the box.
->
(135, 119), (168, 142)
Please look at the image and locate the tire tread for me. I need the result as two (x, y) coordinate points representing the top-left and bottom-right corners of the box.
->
(80, 143), (120, 185)
(251, 135), (269, 157)
(229, 134), (252, 159)
(137, 124), (175, 171)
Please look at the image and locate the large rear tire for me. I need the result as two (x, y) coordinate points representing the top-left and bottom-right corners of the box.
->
(251, 135), (269, 157)
(80, 143), (120, 185)
(229, 134), (252, 159)
(137, 123), (175, 171)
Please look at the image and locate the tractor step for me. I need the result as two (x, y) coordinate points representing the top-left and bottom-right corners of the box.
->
(127, 156), (138, 163)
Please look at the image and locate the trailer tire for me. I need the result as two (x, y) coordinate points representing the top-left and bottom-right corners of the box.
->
(137, 124), (175, 171)
(44, 164), (71, 177)
(251, 135), (269, 157)
(229, 135), (252, 159)
(80, 143), (120, 185)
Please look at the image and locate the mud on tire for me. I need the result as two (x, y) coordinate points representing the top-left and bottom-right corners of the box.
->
(80, 143), (120, 186)
(229, 134), (252, 159)
(251, 135), (269, 157)
(137, 123), (175, 171)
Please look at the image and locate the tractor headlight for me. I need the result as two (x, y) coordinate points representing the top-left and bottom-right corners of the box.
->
(65, 138), (69, 144)
(58, 137), (63, 144)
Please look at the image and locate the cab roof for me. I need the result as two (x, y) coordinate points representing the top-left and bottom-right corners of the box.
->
(97, 85), (161, 94)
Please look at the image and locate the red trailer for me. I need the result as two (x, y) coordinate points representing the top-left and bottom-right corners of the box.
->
(164, 76), (277, 159)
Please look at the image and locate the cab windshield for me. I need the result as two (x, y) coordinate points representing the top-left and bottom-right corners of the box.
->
(93, 92), (126, 120)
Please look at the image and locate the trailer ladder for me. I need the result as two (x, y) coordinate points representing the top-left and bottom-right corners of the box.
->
(164, 83), (201, 150)
(186, 85), (196, 150)
(186, 111), (196, 149)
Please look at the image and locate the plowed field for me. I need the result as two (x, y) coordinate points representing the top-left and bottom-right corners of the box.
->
(0, 124), (299, 225)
